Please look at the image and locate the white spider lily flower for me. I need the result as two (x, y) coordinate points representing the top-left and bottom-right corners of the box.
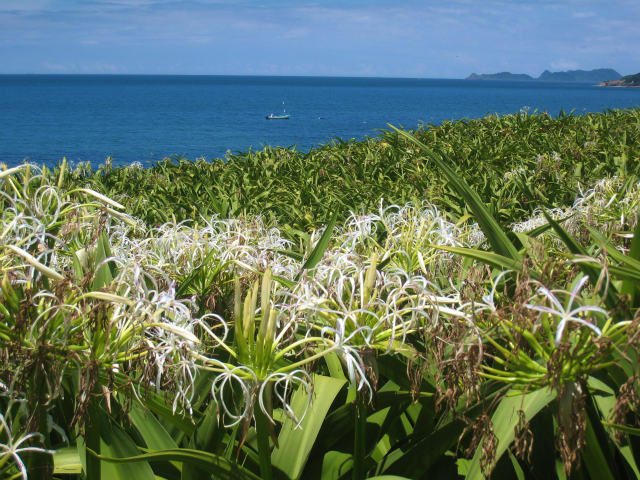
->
(0, 413), (54, 480)
(259, 370), (312, 427)
(464, 270), (513, 314)
(209, 361), (258, 427)
(525, 276), (606, 345)
(321, 320), (374, 400)
(148, 322), (200, 345)
(32, 186), (62, 226)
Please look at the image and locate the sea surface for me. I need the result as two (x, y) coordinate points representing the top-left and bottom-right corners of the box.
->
(1, 75), (639, 169)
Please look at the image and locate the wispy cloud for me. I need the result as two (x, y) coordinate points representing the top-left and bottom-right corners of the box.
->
(0, 0), (638, 76)
(572, 11), (596, 18)
(550, 60), (580, 71)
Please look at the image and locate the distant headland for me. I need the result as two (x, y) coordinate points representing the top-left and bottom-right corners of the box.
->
(598, 73), (640, 88)
(466, 68), (621, 83)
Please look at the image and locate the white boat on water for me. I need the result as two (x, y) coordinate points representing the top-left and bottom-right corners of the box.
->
(266, 101), (290, 120)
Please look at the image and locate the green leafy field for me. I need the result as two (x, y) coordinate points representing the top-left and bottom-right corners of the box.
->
(1, 108), (640, 479)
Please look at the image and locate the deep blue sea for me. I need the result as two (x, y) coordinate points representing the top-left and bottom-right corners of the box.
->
(1, 75), (639, 169)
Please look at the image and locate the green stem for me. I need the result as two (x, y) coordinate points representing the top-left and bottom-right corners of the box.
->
(254, 406), (273, 480)
(272, 336), (325, 363)
(273, 344), (338, 374)
(25, 364), (53, 480)
(85, 395), (101, 480)
(353, 393), (367, 480)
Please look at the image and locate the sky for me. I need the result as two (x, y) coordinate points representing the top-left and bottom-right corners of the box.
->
(0, 0), (638, 78)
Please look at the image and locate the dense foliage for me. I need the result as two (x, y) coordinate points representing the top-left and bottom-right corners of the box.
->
(67, 108), (640, 230)
(620, 74), (640, 87)
(1, 108), (640, 479)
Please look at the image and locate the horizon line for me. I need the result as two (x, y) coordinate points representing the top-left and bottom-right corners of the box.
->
(0, 68), (631, 79)
(0, 72), (462, 80)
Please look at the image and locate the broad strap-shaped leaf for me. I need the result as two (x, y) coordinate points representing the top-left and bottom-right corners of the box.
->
(589, 225), (640, 304)
(129, 404), (180, 451)
(602, 422), (640, 437)
(297, 212), (339, 278)
(176, 247), (220, 298)
(590, 377), (640, 478)
(92, 232), (116, 290)
(80, 418), (156, 480)
(629, 216), (640, 263)
(466, 387), (556, 480)
(321, 451), (353, 480)
(88, 447), (262, 480)
(582, 399), (616, 480)
(272, 374), (347, 480)
(271, 248), (304, 262)
(588, 227), (640, 272)
(53, 447), (82, 475)
(366, 476), (414, 480)
(99, 370), (198, 436)
(390, 126), (520, 260)
(384, 419), (466, 478)
(541, 208), (619, 310)
(525, 213), (574, 239)
(426, 244), (526, 274)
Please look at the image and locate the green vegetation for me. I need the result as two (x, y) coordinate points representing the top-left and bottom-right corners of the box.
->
(1, 108), (640, 479)
(67, 109), (638, 231)
(620, 73), (640, 87)
(599, 74), (640, 87)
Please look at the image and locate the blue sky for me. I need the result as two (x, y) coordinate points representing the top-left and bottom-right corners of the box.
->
(1, 0), (638, 77)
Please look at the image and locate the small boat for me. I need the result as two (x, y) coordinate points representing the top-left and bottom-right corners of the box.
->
(266, 113), (290, 120)
(266, 102), (290, 120)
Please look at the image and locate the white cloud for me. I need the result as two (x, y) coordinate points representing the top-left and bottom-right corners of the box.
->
(43, 61), (71, 72)
(572, 11), (596, 18)
(550, 60), (579, 70)
(2, 0), (639, 76)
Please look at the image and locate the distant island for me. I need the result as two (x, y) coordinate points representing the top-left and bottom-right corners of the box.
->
(467, 68), (621, 83)
(467, 72), (535, 81)
(598, 73), (640, 88)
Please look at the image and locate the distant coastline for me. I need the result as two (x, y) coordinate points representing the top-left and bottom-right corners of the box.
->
(467, 68), (621, 83)
(598, 73), (640, 88)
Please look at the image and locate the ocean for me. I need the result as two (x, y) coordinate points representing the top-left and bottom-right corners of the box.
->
(1, 74), (639, 169)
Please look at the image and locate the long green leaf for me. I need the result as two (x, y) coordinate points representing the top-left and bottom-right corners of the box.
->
(272, 374), (346, 480)
(623, 219), (640, 305)
(466, 388), (556, 479)
(176, 247), (225, 298)
(99, 370), (198, 435)
(129, 404), (179, 451)
(589, 225), (640, 306)
(602, 422), (640, 437)
(541, 208), (619, 310)
(391, 126), (520, 260)
(297, 212), (339, 278)
(53, 447), (82, 475)
(88, 447), (262, 480)
(128, 403), (183, 475)
(589, 227), (640, 272)
(92, 232), (116, 290)
(80, 418), (156, 480)
(366, 476), (413, 480)
(592, 380), (640, 478)
(321, 450), (353, 480)
(630, 217), (640, 262)
(582, 409), (616, 480)
(384, 419), (466, 477)
(427, 244), (525, 273)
